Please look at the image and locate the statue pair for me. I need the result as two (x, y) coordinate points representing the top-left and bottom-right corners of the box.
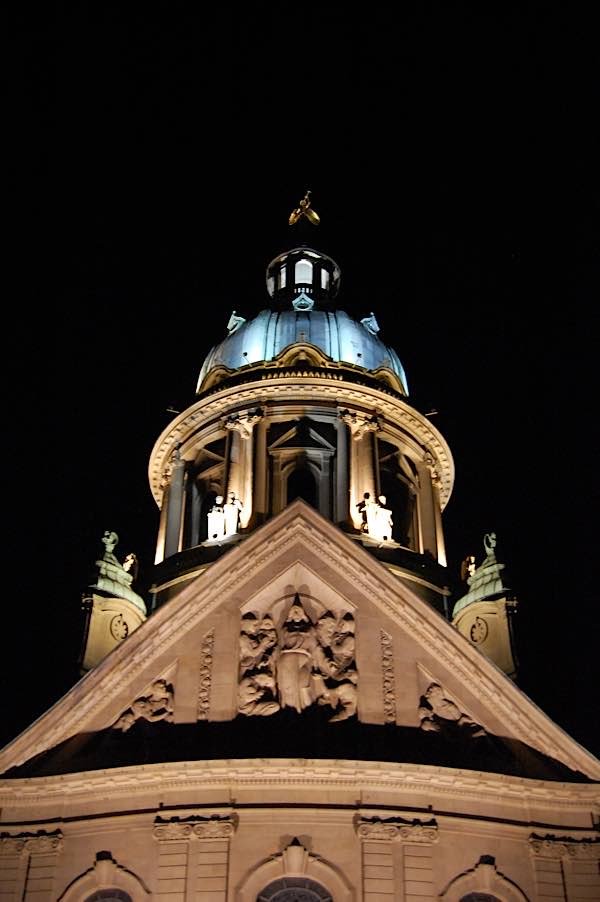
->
(356, 492), (393, 541)
(207, 492), (243, 540)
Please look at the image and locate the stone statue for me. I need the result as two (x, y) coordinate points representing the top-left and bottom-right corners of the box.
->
(277, 600), (318, 713)
(122, 552), (139, 581)
(358, 494), (393, 541)
(207, 495), (225, 540)
(114, 679), (174, 731)
(102, 530), (121, 565)
(360, 312), (380, 335)
(226, 310), (246, 334)
(238, 674), (280, 716)
(356, 492), (372, 532)
(223, 491), (243, 537)
(484, 532), (497, 558)
(239, 613), (278, 677)
(418, 683), (485, 737)
(313, 612), (358, 721)
(237, 599), (359, 723)
(374, 495), (393, 541)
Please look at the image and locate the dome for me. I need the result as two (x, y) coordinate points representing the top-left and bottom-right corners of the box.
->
(196, 246), (408, 395)
(197, 308), (408, 394)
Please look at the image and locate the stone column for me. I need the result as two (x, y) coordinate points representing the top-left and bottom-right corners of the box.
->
(0, 832), (63, 902)
(252, 416), (268, 525)
(340, 410), (379, 530)
(224, 410), (262, 528)
(529, 834), (600, 901)
(335, 413), (350, 525)
(399, 824), (438, 902)
(0, 836), (27, 901)
(164, 450), (187, 558)
(192, 819), (235, 902)
(356, 818), (438, 902)
(416, 457), (437, 559)
(356, 821), (399, 901)
(153, 820), (193, 901)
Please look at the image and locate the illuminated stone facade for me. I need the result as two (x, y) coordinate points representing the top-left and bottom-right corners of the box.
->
(1, 242), (598, 901)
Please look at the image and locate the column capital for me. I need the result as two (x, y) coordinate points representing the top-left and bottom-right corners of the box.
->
(223, 409), (263, 439)
(356, 816), (438, 843)
(339, 409), (380, 441)
(529, 833), (600, 859)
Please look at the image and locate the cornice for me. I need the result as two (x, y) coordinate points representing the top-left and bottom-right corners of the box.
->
(1, 504), (599, 779)
(148, 377), (454, 507)
(1, 760), (598, 813)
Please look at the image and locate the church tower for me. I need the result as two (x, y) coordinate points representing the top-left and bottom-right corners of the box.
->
(1, 197), (598, 902)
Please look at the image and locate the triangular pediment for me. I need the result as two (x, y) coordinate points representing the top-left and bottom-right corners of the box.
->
(1, 501), (598, 780)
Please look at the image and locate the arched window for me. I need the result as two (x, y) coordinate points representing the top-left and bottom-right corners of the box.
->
(85, 892), (132, 902)
(295, 259), (313, 284)
(257, 876), (333, 902)
(287, 466), (318, 508)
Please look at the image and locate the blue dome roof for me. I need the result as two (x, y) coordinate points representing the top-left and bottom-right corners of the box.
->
(196, 246), (408, 395)
(197, 308), (408, 395)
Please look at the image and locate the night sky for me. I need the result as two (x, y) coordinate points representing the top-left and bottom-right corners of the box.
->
(6, 7), (599, 761)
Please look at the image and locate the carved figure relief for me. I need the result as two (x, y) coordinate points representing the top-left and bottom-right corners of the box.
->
(238, 596), (358, 722)
(113, 679), (174, 731)
(418, 682), (485, 737)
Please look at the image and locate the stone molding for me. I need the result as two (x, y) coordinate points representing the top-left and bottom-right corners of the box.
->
(2, 503), (599, 778)
(441, 856), (528, 902)
(356, 817), (438, 843)
(197, 628), (215, 720)
(153, 816), (236, 842)
(0, 830), (63, 855)
(380, 630), (396, 723)
(2, 759), (599, 811)
(149, 379), (454, 506)
(57, 852), (150, 901)
(529, 833), (600, 859)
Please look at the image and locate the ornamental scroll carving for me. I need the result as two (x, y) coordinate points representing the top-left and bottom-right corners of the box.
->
(529, 834), (600, 859)
(0, 831), (63, 855)
(339, 409), (379, 441)
(238, 595), (358, 722)
(197, 629), (215, 720)
(153, 817), (235, 842)
(356, 817), (438, 843)
(418, 682), (485, 738)
(224, 408), (262, 440)
(381, 630), (396, 722)
(113, 678), (174, 731)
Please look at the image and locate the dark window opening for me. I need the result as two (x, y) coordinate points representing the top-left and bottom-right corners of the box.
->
(287, 466), (317, 508)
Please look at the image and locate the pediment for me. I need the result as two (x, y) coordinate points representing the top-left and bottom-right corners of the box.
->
(1, 501), (599, 780)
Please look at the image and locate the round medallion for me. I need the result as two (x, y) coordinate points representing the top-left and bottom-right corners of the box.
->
(470, 616), (488, 644)
(110, 614), (129, 641)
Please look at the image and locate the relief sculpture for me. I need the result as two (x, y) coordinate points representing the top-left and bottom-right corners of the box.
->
(418, 682), (485, 738)
(238, 595), (358, 722)
(113, 678), (174, 731)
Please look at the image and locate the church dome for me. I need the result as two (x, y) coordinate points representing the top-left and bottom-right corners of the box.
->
(197, 247), (408, 395)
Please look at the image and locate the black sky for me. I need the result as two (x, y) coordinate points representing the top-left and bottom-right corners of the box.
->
(6, 6), (599, 759)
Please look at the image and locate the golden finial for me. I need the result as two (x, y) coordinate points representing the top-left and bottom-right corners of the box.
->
(288, 190), (320, 226)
